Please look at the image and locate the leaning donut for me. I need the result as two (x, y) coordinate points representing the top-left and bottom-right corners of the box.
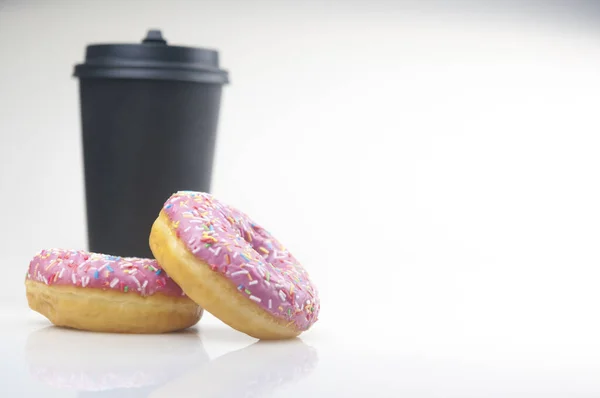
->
(149, 191), (320, 340)
(25, 249), (202, 333)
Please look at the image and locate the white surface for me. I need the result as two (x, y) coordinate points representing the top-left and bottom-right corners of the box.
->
(3, 1), (600, 396)
(3, 309), (600, 397)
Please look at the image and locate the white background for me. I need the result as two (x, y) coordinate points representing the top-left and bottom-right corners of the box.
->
(2, 1), (600, 396)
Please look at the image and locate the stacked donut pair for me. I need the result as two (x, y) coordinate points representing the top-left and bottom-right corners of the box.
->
(25, 191), (320, 339)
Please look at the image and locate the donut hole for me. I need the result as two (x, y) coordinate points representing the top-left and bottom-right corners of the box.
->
(216, 210), (281, 264)
(240, 223), (282, 265)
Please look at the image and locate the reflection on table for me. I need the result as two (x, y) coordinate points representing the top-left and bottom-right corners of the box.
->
(150, 339), (318, 398)
(26, 326), (318, 397)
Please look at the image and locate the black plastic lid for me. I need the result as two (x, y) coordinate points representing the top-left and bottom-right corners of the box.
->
(73, 29), (229, 84)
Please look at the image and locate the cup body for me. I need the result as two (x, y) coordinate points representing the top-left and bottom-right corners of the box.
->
(79, 78), (223, 257)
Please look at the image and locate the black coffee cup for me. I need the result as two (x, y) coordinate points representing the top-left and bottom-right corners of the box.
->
(74, 29), (229, 258)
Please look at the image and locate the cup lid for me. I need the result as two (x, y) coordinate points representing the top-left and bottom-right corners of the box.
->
(73, 29), (229, 84)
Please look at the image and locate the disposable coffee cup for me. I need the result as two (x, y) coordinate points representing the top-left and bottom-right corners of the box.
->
(74, 29), (229, 258)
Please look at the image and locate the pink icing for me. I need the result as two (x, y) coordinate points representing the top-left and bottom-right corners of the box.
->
(162, 191), (320, 331)
(26, 249), (185, 297)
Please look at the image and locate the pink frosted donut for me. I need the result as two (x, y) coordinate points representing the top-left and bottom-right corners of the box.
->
(25, 249), (202, 333)
(149, 191), (320, 339)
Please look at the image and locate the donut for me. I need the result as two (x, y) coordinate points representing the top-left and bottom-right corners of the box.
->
(149, 191), (320, 340)
(25, 249), (202, 333)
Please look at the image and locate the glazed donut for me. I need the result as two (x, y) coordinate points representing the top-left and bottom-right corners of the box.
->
(149, 191), (320, 340)
(25, 249), (202, 333)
